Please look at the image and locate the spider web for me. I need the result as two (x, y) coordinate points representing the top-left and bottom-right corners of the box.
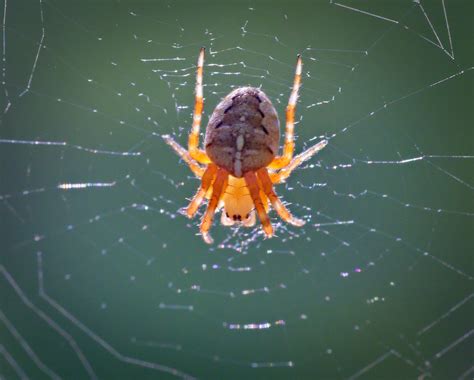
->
(1, 0), (473, 379)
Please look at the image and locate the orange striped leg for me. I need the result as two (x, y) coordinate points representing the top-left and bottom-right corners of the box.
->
(188, 47), (211, 164)
(269, 54), (302, 170)
(162, 134), (205, 178)
(269, 139), (328, 184)
(257, 168), (305, 226)
(244, 171), (273, 238)
(201, 167), (228, 244)
(186, 164), (217, 218)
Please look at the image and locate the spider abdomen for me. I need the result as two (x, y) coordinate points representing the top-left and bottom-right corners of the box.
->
(204, 87), (280, 177)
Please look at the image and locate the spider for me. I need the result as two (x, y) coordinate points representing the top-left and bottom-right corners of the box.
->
(163, 47), (327, 244)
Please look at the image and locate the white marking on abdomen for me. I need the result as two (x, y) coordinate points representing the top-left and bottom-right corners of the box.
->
(236, 134), (244, 151)
(234, 160), (242, 177)
(234, 133), (244, 177)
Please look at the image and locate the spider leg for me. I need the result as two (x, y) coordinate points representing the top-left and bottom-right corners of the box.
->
(188, 47), (211, 164)
(201, 167), (228, 244)
(186, 163), (217, 218)
(257, 168), (305, 226)
(269, 139), (328, 184)
(162, 134), (205, 178)
(268, 54), (302, 170)
(244, 171), (273, 238)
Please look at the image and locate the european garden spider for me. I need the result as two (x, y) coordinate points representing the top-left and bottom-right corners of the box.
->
(163, 48), (327, 244)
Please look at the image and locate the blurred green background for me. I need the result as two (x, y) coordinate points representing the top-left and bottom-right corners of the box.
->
(1, 1), (472, 379)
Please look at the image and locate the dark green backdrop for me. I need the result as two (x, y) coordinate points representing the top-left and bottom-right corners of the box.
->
(1, 1), (473, 379)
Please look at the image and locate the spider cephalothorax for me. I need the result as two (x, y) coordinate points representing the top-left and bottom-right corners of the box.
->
(163, 48), (327, 243)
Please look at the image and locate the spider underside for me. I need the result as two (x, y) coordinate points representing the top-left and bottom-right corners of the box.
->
(163, 47), (327, 244)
